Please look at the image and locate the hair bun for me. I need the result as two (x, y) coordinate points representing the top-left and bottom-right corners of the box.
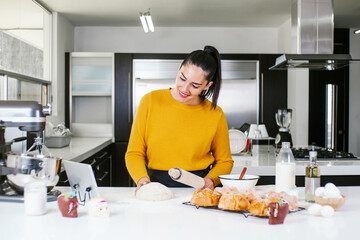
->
(204, 48), (212, 54)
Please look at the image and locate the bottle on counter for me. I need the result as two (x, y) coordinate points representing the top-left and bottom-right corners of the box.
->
(275, 142), (296, 193)
(305, 146), (320, 202)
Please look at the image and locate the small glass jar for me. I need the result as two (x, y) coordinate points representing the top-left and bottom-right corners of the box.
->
(24, 181), (47, 215)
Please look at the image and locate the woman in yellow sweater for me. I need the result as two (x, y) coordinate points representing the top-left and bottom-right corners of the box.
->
(125, 46), (234, 192)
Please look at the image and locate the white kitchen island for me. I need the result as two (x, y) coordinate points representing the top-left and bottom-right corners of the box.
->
(0, 186), (358, 240)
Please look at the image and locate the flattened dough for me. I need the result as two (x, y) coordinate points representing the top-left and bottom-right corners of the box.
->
(136, 182), (174, 201)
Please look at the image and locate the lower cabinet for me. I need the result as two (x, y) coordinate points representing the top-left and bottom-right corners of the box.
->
(57, 144), (113, 187)
(113, 142), (133, 187)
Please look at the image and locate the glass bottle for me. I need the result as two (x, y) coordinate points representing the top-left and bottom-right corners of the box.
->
(275, 142), (296, 193)
(305, 146), (320, 202)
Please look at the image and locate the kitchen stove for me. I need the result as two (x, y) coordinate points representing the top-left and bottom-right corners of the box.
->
(291, 147), (359, 161)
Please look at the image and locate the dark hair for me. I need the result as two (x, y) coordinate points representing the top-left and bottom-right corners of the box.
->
(181, 45), (222, 109)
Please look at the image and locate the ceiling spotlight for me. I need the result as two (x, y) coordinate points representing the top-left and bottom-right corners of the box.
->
(354, 29), (360, 34)
(139, 10), (154, 33)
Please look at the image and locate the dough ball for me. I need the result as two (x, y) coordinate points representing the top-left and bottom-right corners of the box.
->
(321, 205), (335, 217)
(136, 182), (173, 201)
(308, 204), (322, 216)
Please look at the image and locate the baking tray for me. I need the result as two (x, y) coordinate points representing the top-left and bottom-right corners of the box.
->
(182, 201), (305, 218)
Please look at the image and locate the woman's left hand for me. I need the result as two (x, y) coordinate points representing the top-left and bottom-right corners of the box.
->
(203, 176), (214, 190)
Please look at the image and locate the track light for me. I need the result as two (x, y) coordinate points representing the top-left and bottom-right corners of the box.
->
(354, 29), (360, 34)
(139, 10), (154, 33)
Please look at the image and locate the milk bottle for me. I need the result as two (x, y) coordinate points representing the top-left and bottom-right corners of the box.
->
(275, 142), (296, 192)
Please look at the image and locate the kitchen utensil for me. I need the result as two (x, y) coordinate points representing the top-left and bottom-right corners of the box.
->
(219, 174), (259, 190)
(4, 152), (61, 193)
(45, 135), (71, 148)
(0, 100), (55, 193)
(168, 168), (205, 189)
(239, 167), (247, 179)
(228, 129), (247, 154)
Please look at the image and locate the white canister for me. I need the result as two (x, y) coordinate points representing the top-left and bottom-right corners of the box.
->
(24, 181), (47, 216)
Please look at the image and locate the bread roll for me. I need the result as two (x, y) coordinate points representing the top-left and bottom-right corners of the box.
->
(218, 193), (250, 211)
(190, 189), (221, 207)
(248, 198), (269, 216)
(267, 191), (298, 210)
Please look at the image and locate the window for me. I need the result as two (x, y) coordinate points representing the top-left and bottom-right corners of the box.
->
(0, 0), (52, 103)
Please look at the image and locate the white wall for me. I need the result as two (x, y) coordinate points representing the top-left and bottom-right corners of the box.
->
(47, 12), (74, 125)
(74, 26), (280, 53)
(278, 18), (292, 53)
(349, 29), (360, 156)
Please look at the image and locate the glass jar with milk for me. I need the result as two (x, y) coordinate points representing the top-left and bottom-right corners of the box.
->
(275, 142), (296, 193)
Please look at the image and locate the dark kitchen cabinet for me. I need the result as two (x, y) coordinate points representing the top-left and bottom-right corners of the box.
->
(58, 144), (113, 187)
(114, 53), (133, 142)
(82, 144), (113, 187)
(113, 53), (133, 186)
(114, 142), (134, 187)
(259, 54), (288, 138)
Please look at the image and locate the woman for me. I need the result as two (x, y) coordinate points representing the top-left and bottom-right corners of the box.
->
(125, 45), (233, 192)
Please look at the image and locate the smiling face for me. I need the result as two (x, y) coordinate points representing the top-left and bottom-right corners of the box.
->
(170, 63), (213, 105)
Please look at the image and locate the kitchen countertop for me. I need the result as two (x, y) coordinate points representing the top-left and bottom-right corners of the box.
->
(1, 186), (358, 240)
(231, 145), (360, 176)
(48, 137), (113, 163)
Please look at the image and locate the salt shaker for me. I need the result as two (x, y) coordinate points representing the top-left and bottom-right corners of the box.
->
(24, 181), (47, 215)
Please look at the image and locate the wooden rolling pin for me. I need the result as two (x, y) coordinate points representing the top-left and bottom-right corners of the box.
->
(168, 168), (205, 189)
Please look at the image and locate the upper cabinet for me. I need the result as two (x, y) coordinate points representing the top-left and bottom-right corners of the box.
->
(68, 52), (114, 139)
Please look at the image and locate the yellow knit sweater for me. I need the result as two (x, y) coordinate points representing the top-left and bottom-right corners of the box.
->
(125, 89), (234, 186)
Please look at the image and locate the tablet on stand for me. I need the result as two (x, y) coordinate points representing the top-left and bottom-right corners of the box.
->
(63, 160), (100, 205)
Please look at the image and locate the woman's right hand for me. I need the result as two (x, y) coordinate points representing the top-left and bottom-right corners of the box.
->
(135, 177), (151, 195)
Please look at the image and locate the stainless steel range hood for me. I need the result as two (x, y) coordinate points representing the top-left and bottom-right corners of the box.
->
(270, 0), (359, 71)
(269, 54), (355, 70)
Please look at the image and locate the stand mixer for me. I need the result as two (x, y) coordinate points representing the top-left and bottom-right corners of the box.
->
(0, 100), (61, 202)
(275, 108), (293, 148)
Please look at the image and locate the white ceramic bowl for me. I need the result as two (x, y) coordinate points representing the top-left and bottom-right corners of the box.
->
(218, 174), (260, 190)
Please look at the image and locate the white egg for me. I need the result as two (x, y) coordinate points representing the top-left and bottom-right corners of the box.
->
(324, 187), (341, 198)
(315, 187), (325, 197)
(308, 204), (323, 216)
(321, 205), (335, 217)
(325, 182), (337, 190)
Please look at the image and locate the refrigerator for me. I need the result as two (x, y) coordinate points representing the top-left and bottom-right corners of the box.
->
(132, 59), (260, 129)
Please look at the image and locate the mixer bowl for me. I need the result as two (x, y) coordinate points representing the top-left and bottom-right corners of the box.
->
(5, 152), (62, 193)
